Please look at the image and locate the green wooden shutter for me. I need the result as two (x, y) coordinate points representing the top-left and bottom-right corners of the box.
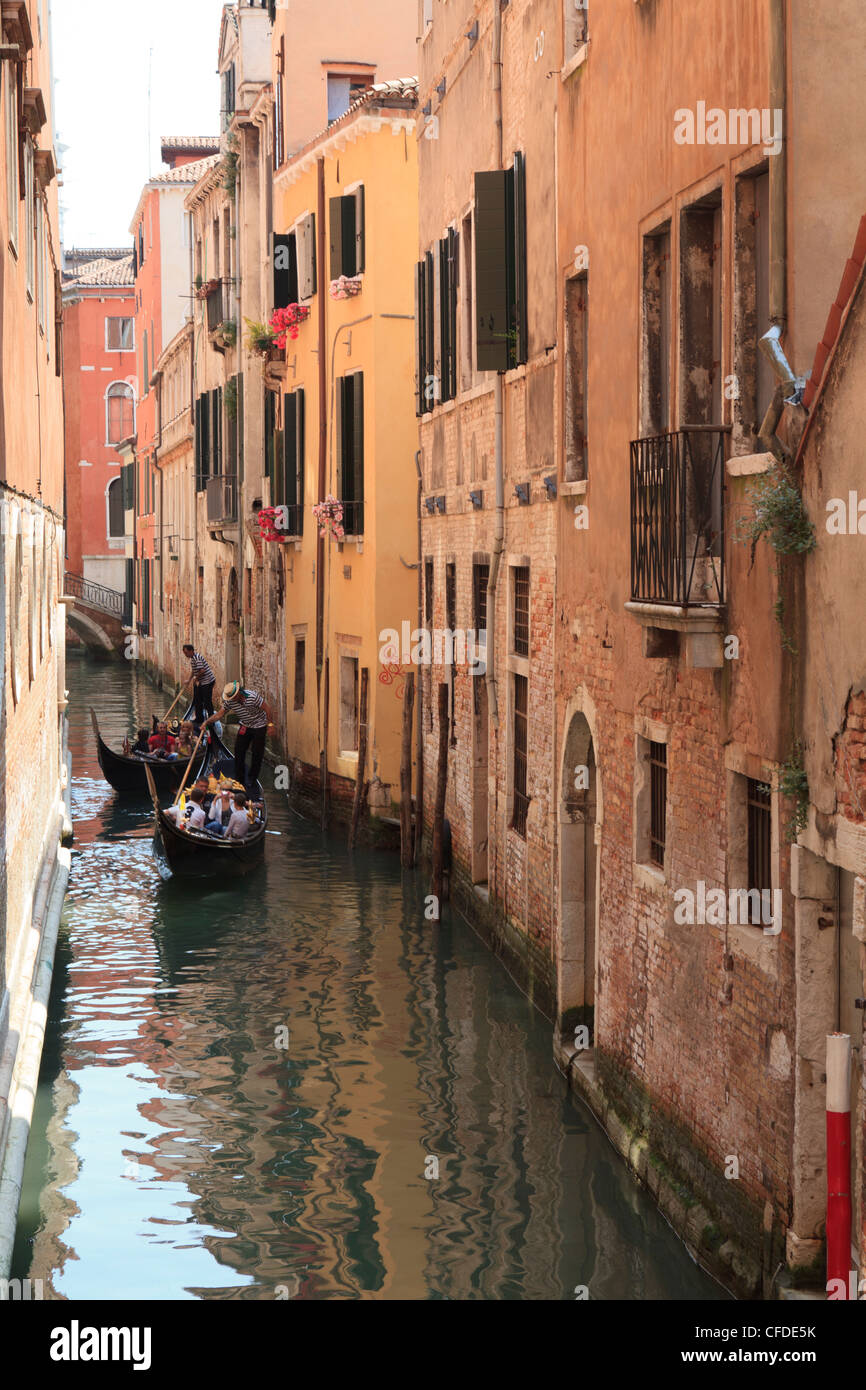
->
(329, 196), (345, 279)
(415, 260), (427, 415)
(336, 376), (346, 499)
(296, 389), (305, 533)
(354, 185), (365, 274)
(474, 170), (509, 372)
(424, 251), (435, 399)
(352, 371), (364, 532)
(297, 212), (317, 298)
(512, 151), (528, 366)
(283, 391), (297, 506)
(272, 232), (295, 309)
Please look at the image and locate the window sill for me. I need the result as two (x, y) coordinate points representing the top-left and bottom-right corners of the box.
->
(561, 42), (589, 82)
(560, 479), (587, 497)
(506, 653), (530, 678)
(633, 861), (666, 893)
(338, 536), (364, 552)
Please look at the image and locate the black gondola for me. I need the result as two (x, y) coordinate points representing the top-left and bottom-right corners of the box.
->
(90, 706), (212, 797)
(145, 740), (267, 880)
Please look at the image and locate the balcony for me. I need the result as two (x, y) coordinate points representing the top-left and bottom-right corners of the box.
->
(627, 426), (729, 667)
(167, 534), (179, 558)
(340, 500), (364, 537)
(207, 473), (238, 527)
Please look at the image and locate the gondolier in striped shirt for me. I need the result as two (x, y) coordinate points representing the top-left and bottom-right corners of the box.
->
(204, 681), (274, 790)
(182, 644), (216, 726)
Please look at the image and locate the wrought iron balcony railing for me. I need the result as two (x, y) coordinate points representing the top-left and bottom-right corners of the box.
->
(629, 426), (729, 608)
(341, 499), (364, 537)
(206, 473), (238, 526)
(279, 503), (303, 537)
(206, 278), (234, 334)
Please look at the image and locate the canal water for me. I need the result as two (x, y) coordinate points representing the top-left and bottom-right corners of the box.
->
(11, 654), (724, 1300)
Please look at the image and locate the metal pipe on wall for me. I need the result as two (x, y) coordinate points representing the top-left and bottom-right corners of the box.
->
(485, 0), (506, 733)
(769, 0), (787, 327)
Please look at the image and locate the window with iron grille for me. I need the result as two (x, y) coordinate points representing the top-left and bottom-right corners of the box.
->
(473, 561), (489, 637)
(512, 566), (529, 656)
(747, 779), (772, 894)
(294, 639), (306, 711)
(424, 558), (434, 627)
(445, 563), (457, 633)
(649, 740), (667, 867)
(511, 673), (529, 837)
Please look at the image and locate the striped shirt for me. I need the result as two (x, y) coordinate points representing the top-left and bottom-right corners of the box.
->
(224, 688), (268, 729)
(188, 651), (215, 684)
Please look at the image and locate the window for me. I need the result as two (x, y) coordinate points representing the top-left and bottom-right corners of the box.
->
(107, 477), (124, 537)
(139, 557), (152, 636)
(264, 387), (279, 494)
(281, 389), (305, 531)
(473, 560), (489, 640)
(24, 134), (34, 294)
(36, 195), (46, 333)
(680, 193), (723, 426)
(216, 567), (223, 628)
(296, 212), (317, 300)
(474, 152), (527, 371)
(512, 565), (529, 656)
(747, 778), (772, 895)
(107, 317), (134, 352)
(142, 328), (149, 394)
(294, 638), (306, 710)
(195, 387), (223, 491)
(565, 273), (589, 479)
(439, 228), (458, 403)
(641, 224), (672, 436)
(460, 211), (474, 391)
(649, 740), (667, 867)
(255, 566), (264, 639)
(272, 230), (298, 308)
(337, 372), (364, 534)
(106, 383), (135, 445)
(734, 169), (773, 450)
(424, 558), (434, 626)
(416, 250), (436, 414)
(197, 566), (204, 620)
(221, 62), (236, 133)
(340, 655), (359, 753)
(421, 0), (433, 32)
(5, 61), (19, 251)
(511, 673), (529, 837)
(327, 74), (370, 124)
(329, 187), (365, 279)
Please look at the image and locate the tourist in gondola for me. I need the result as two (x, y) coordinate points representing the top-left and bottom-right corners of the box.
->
(164, 787), (208, 830)
(182, 644), (216, 727)
(148, 722), (178, 760)
(203, 682), (273, 791)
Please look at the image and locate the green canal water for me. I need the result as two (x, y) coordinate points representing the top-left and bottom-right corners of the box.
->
(11, 654), (725, 1300)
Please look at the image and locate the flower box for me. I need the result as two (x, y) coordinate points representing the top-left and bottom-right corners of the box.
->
(329, 275), (363, 301)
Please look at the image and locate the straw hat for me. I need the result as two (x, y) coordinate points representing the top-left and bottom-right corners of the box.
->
(222, 681), (241, 703)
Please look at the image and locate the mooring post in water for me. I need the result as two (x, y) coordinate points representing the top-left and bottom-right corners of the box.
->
(400, 672), (415, 868)
(348, 667), (369, 850)
(431, 682), (449, 903)
(321, 655), (330, 831)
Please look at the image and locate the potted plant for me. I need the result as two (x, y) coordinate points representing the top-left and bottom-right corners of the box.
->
(312, 495), (345, 540)
(216, 319), (237, 348)
(244, 317), (277, 356)
(329, 275), (363, 300)
(196, 276), (220, 302)
(269, 304), (311, 347)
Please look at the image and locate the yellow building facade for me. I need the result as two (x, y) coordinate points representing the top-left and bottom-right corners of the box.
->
(270, 81), (418, 827)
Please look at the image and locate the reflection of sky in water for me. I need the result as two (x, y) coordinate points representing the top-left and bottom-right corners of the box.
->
(12, 657), (727, 1301)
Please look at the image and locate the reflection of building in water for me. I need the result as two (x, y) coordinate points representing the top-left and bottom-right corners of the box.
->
(28, 1071), (81, 1300)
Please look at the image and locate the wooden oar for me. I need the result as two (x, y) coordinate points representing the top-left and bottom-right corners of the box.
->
(172, 725), (207, 805)
(163, 683), (190, 724)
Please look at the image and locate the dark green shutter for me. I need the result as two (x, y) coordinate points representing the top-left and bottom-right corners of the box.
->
(474, 170), (509, 372)
(342, 196), (357, 276)
(283, 392), (297, 507)
(354, 185), (365, 274)
(352, 371), (364, 526)
(272, 232), (297, 308)
(237, 373), (244, 470)
(329, 196), (345, 279)
(415, 260), (427, 415)
(336, 376), (346, 498)
(512, 151), (528, 366)
(424, 251), (435, 396)
(296, 389), (305, 533)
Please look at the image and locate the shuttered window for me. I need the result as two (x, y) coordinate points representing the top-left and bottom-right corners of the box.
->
(329, 187), (365, 279)
(195, 389), (223, 490)
(649, 741), (667, 867)
(474, 153), (528, 372)
(512, 674), (529, 837)
(282, 389), (305, 532)
(337, 372), (364, 534)
(747, 779), (772, 894)
(272, 231), (298, 309)
(439, 228), (458, 403)
(264, 388), (278, 494)
(296, 212), (317, 299)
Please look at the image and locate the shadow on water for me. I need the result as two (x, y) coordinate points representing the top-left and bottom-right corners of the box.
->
(10, 652), (727, 1300)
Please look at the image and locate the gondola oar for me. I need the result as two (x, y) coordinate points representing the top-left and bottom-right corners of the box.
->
(163, 683), (189, 724)
(173, 725), (207, 806)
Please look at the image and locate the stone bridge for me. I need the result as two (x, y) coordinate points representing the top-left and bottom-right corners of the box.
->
(62, 573), (131, 657)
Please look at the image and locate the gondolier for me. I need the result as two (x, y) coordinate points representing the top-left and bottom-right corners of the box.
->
(182, 644), (216, 726)
(204, 682), (274, 790)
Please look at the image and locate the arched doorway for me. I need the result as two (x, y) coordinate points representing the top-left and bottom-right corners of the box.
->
(225, 567), (240, 683)
(558, 705), (601, 1043)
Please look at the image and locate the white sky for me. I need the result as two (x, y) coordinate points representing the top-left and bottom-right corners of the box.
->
(51, 0), (228, 250)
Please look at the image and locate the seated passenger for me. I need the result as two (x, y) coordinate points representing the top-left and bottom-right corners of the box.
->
(148, 723), (177, 759)
(175, 722), (195, 758)
(226, 792), (252, 840)
(165, 788), (207, 830)
(205, 785), (234, 837)
(131, 728), (151, 756)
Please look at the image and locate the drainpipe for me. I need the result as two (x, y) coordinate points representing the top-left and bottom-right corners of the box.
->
(316, 156), (327, 691)
(414, 449), (424, 864)
(485, 0), (505, 730)
(769, 0), (787, 327)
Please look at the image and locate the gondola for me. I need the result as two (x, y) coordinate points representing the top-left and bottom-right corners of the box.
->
(90, 705), (211, 797)
(145, 738), (267, 880)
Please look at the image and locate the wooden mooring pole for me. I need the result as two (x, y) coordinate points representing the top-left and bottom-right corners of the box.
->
(400, 672), (415, 868)
(430, 682), (449, 903)
(348, 667), (369, 850)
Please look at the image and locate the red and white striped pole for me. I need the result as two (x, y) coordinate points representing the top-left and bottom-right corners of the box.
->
(826, 1032), (852, 1298)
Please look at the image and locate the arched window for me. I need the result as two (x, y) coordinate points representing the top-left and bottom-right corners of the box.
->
(107, 476), (125, 538)
(11, 532), (22, 706)
(106, 381), (135, 445)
